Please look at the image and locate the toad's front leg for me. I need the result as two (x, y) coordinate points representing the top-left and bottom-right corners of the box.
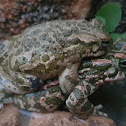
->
(66, 80), (96, 119)
(59, 63), (80, 95)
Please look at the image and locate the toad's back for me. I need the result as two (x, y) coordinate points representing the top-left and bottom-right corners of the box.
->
(0, 20), (110, 79)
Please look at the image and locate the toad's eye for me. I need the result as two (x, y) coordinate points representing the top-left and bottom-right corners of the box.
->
(119, 58), (126, 69)
(101, 41), (110, 47)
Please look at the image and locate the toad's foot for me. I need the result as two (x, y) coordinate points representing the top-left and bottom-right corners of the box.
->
(66, 80), (96, 119)
(93, 104), (108, 117)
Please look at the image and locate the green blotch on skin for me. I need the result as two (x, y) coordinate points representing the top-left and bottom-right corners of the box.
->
(13, 57), (28, 71)
(25, 63), (46, 75)
(48, 60), (59, 71)
(45, 97), (62, 105)
(54, 53), (64, 62)
(81, 101), (92, 112)
(94, 63), (111, 71)
(31, 56), (40, 63)
(15, 48), (23, 56)
(24, 103), (31, 110)
(14, 95), (30, 109)
(89, 78), (99, 85)
(42, 54), (50, 62)
(65, 75), (79, 86)
(34, 102), (41, 108)
(50, 47), (64, 62)
(31, 51), (41, 63)
(14, 99), (22, 108)
(5, 93), (14, 100)
(64, 50), (74, 58)
(30, 55), (40, 63)
(13, 62), (21, 72)
(34, 103), (47, 112)
(21, 86), (31, 91)
(48, 86), (61, 94)
(86, 85), (91, 95)
(54, 53), (65, 62)
(15, 75), (24, 84)
(1, 91), (14, 102)
(76, 44), (91, 55)
(76, 45), (85, 53)
(73, 88), (84, 105)
(2, 60), (10, 75)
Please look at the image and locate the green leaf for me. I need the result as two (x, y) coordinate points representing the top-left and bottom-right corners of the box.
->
(95, 2), (121, 33)
(110, 33), (126, 42)
(95, 16), (106, 25)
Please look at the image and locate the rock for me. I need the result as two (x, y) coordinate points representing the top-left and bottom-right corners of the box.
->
(28, 111), (116, 126)
(65, 0), (91, 19)
(0, 104), (116, 126)
(28, 111), (88, 126)
(0, 0), (92, 40)
(0, 104), (20, 126)
(88, 115), (116, 126)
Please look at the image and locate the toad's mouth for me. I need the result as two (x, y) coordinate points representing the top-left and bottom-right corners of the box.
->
(92, 50), (106, 57)
(91, 41), (111, 57)
(82, 50), (105, 58)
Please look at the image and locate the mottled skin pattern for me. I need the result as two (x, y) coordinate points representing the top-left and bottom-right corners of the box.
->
(66, 39), (126, 118)
(0, 19), (111, 111)
(1, 39), (126, 119)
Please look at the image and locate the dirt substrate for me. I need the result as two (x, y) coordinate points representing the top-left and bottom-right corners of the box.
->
(0, 104), (116, 126)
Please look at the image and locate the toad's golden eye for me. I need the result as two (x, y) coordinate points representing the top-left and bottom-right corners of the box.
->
(101, 41), (110, 48)
(119, 58), (126, 69)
